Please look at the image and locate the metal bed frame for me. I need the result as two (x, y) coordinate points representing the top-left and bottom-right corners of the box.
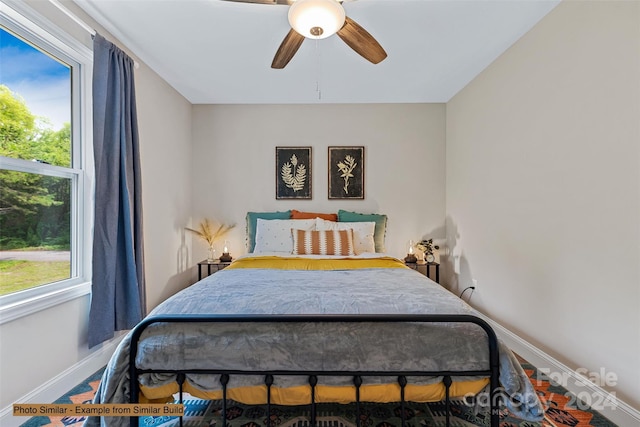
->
(129, 314), (501, 427)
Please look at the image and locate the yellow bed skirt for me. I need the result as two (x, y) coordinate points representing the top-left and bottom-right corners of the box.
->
(140, 379), (489, 405)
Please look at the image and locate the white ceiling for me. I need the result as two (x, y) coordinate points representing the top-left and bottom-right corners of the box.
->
(74, 0), (560, 104)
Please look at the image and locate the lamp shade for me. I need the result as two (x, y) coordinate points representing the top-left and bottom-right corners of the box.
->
(288, 0), (346, 39)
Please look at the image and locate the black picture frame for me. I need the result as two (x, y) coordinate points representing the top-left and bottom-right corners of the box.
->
(328, 146), (364, 199)
(276, 146), (312, 199)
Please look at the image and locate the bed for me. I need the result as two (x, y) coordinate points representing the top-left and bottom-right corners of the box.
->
(84, 251), (544, 427)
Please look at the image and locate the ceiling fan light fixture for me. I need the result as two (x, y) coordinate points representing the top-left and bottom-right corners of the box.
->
(288, 0), (346, 40)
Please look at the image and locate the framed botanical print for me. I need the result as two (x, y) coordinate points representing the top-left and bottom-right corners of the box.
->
(328, 146), (364, 199)
(276, 146), (312, 199)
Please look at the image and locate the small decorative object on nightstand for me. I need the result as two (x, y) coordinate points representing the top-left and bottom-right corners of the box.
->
(416, 238), (439, 265)
(219, 240), (232, 262)
(186, 218), (235, 262)
(403, 239), (417, 263)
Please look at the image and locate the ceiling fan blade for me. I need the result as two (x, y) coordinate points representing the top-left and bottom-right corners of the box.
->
(337, 16), (387, 64)
(219, 0), (293, 5)
(272, 29), (305, 69)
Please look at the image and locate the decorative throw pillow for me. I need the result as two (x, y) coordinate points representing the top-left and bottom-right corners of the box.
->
(337, 210), (387, 253)
(292, 229), (355, 256)
(253, 218), (316, 253)
(246, 211), (291, 252)
(315, 218), (375, 255)
(290, 209), (338, 221)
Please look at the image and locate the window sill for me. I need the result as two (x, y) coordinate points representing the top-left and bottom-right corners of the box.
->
(0, 281), (91, 325)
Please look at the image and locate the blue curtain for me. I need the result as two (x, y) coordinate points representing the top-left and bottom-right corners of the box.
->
(88, 33), (146, 348)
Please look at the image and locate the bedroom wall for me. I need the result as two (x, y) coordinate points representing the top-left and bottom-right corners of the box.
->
(0, 0), (193, 412)
(445, 0), (639, 410)
(191, 104), (445, 265)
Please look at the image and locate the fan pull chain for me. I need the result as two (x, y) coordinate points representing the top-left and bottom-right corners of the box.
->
(315, 38), (321, 100)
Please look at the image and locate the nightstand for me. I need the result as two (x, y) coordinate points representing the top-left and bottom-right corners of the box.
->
(197, 260), (231, 281)
(405, 262), (440, 283)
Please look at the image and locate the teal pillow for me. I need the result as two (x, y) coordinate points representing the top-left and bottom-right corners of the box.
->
(337, 210), (387, 253)
(246, 211), (291, 252)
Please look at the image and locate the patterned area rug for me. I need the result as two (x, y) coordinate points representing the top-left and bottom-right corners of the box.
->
(19, 361), (617, 427)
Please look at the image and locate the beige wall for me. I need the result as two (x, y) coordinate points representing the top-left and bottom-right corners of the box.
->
(446, 0), (640, 408)
(191, 104), (446, 264)
(0, 0), (193, 411)
(136, 56), (193, 310)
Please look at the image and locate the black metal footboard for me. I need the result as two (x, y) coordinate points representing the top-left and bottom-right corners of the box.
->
(128, 314), (500, 427)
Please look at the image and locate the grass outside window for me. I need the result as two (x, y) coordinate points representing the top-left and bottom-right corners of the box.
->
(0, 259), (71, 295)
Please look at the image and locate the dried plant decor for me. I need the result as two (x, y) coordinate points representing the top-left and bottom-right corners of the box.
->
(186, 219), (235, 261)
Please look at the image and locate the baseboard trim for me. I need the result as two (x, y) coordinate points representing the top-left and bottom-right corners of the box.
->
(0, 333), (124, 427)
(481, 314), (640, 427)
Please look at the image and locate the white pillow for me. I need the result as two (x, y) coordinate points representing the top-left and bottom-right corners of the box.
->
(315, 218), (376, 255)
(253, 218), (316, 253)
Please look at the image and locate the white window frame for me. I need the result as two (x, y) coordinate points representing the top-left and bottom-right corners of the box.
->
(0, 1), (93, 324)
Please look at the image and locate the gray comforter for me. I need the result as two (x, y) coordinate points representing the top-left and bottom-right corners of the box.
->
(85, 261), (544, 426)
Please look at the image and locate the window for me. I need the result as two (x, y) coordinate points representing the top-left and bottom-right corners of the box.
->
(0, 3), (92, 322)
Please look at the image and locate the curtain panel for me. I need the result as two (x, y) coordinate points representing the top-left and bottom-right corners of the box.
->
(88, 34), (146, 348)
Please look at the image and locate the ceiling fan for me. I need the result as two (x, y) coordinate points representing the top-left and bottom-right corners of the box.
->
(221, 0), (387, 69)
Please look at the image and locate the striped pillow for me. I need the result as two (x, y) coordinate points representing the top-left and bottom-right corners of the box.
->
(292, 229), (355, 256)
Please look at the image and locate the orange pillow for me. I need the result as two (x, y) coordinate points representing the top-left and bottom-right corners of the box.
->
(291, 210), (338, 221)
(292, 229), (354, 256)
